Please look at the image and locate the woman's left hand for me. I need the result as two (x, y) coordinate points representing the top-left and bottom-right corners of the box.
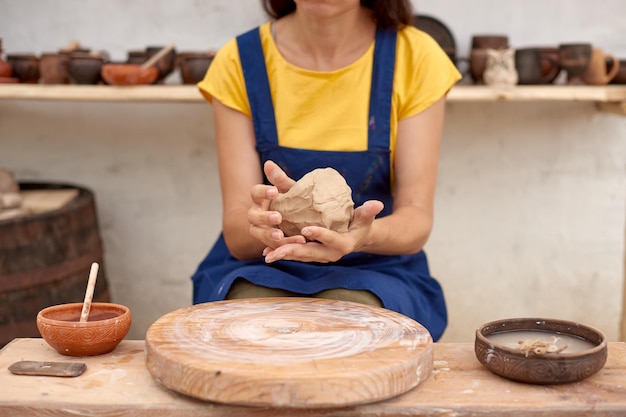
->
(262, 199), (384, 263)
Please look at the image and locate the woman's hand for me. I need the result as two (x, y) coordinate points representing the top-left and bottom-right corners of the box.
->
(262, 199), (384, 263)
(247, 161), (307, 251)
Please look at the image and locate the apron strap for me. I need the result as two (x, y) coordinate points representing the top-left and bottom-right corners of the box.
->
(237, 26), (397, 150)
(368, 29), (397, 150)
(236, 27), (279, 147)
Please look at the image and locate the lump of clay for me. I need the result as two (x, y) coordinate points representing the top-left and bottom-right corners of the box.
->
(270, 168), (354, 237)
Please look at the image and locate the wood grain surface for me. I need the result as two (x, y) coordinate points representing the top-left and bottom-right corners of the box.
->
(145, 297), (434, 407)
(2, 339), (626, 416)
(1, 84), (625, 104)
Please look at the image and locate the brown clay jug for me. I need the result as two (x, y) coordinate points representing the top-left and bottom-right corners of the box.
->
(582, 48), (620, 85)
(0, 38), (13, 78)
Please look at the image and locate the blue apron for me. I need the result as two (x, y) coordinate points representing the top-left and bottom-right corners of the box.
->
(192, 26), (448, 340)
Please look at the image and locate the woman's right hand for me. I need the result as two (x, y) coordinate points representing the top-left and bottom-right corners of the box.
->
(247, 161), (307, 250)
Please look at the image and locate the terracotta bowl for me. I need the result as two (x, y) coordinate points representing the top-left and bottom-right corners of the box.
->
(101, 64), (159, 86)
(475, 317), (607, 384)
(177, 52), (215, 84)
(37, 302), (132, 356)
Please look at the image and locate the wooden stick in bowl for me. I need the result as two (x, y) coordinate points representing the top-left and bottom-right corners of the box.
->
(79, 262), (99, 322)
(141, 44), (175, 70)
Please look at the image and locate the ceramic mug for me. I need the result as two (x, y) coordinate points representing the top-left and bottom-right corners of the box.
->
(582, 48), (620, 85)
(515, 48), (560, 84)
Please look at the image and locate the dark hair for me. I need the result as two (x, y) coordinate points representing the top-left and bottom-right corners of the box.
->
(261, 0), (413, 29)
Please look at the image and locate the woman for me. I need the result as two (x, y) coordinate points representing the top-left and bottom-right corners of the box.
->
(193, 0), (461, 340)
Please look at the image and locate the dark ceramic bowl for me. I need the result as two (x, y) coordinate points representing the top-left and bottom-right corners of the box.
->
(475, 317), (607, 384)
(178, 52), (215, 84)
(6, 54), (40, 83)
(37, 302), (131, 356)
(67, 53), (105, 85)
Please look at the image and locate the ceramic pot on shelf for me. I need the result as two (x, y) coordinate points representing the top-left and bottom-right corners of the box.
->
(39, 52), (71, 84)
(67, 53), (104, 85)
(6, 53), (40, 83)
(178, 52), (215, 84)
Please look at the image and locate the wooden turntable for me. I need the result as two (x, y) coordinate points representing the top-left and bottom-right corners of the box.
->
(145, 297), (433, 408)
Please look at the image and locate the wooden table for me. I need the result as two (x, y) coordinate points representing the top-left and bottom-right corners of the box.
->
(1, 338), (625, 416)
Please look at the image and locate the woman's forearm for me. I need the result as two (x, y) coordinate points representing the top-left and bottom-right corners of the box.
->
(222, 207), (267, 260)
(359, 205), (434, 255)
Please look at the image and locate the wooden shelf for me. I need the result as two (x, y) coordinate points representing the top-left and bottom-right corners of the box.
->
(0, 84), (625, 114)
(0, 85), (201, 103)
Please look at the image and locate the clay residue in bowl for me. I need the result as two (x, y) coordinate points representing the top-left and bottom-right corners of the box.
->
(270, 168), (354, 237)
(487, 330), (596, 357)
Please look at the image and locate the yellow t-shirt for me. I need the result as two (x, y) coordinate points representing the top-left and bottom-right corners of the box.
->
(198, 21), (461, 160)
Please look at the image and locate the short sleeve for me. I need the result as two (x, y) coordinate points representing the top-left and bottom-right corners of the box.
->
(197, 38), (251, 117)
(394, 26), (462, 119)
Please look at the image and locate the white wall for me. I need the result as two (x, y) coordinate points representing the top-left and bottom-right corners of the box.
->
(1, 1), (625, 342)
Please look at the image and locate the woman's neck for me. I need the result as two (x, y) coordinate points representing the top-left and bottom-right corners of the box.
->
(273, 7), (376, 71)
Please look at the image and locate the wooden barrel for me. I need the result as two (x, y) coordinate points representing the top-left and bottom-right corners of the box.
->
(0, 182), (111, 347)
